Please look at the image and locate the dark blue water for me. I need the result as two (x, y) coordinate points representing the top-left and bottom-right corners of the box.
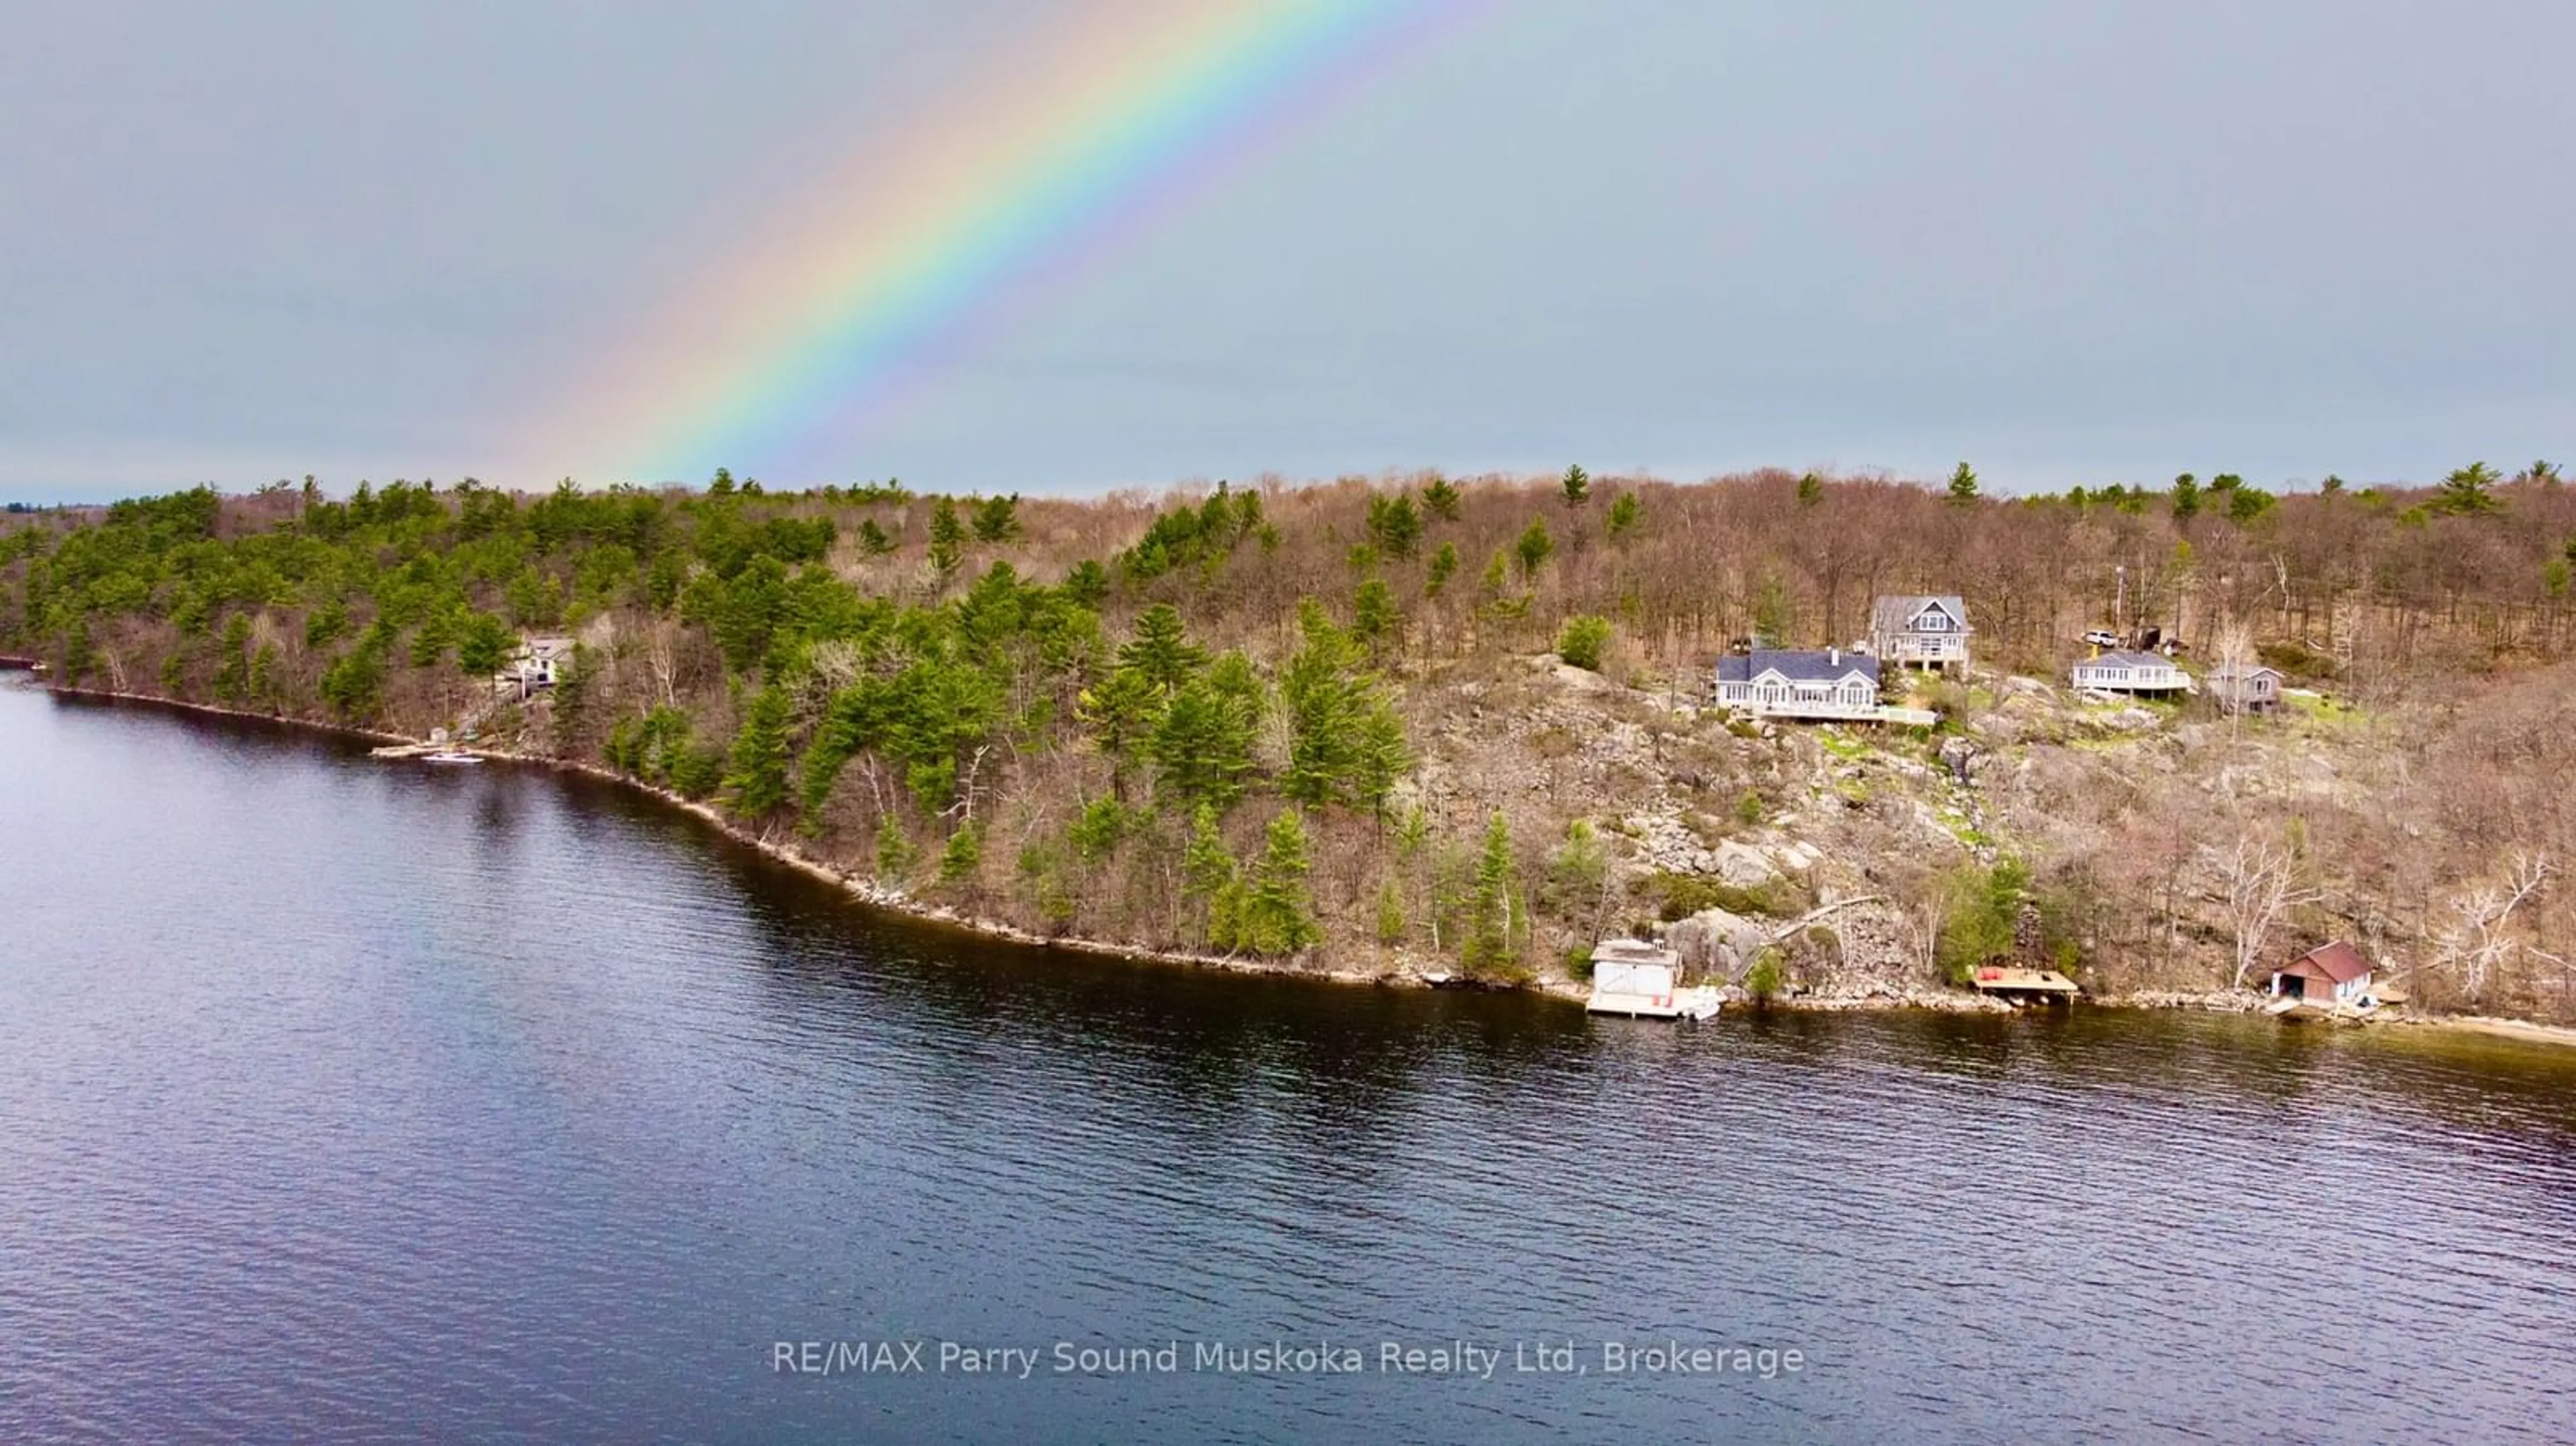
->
(4, 684), (2573, 1443)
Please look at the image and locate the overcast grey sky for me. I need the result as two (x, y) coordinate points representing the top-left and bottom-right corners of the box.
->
(4, 0), (2569, 501)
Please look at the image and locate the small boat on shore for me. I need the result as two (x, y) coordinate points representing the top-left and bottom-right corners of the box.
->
(421, 751), (482, 765)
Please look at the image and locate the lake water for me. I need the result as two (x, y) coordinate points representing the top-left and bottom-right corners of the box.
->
(3, 682), (2573, 1443)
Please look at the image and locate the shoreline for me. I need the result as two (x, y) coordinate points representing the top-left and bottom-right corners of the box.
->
(25, 680), (2576, 1048)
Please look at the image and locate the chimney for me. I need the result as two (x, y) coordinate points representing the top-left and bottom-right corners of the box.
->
(1829, 646), (1839, 666)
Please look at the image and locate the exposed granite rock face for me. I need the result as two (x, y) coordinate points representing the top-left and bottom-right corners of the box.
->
(1665, 907), (1772, 980)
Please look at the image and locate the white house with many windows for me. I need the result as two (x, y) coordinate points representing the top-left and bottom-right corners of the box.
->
(1870, 595), (1972, 672)
(1715, 648), (1882, 720)
(2071, 650), (2187, 695)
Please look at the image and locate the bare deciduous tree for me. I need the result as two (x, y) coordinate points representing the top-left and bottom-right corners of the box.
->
(2224, 833), (2320, 988)
(2432, 854), (2549, 1000)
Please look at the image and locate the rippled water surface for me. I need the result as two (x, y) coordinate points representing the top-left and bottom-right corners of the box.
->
(4, 685), (2573, 1443)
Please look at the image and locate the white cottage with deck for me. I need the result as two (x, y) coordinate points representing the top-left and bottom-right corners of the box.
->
(1870, 595), (1972, 672)
(2071, 650), (2187, 696)
(495, 635), (576, 698)
(1715, 648), (1882, 721)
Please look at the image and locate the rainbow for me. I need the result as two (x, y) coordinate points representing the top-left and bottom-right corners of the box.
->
(547, 0), (1476, 484)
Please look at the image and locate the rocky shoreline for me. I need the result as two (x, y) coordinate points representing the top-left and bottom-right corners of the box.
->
(21, 678), (2576, 1049)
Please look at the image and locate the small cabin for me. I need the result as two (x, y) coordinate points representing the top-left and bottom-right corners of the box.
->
(2208, 663), (2285, 715)
(1587, 939), (1719, 1020)
(2271, 941), (2375, 1006)
(2071, 650), (2187, 696)
(1715, 648), (1882, 721)
(1870, 595), (1972, 672)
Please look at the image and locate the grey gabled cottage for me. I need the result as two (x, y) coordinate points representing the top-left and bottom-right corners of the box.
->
(1870, 595), (1972, 672)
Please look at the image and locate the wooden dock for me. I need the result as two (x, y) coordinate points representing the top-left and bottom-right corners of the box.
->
(1968, 967), (2081, 1002)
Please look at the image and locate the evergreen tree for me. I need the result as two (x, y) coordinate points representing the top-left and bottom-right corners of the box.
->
(1797, 472), (1824, 508)
(1181, 803), (1237, 945)
(1238, 808), (1322, 955)
(1352, 577), (1398, 658)
(928, 497), (965, 580)
(1557, 615), (1611, 671)
(939, 826), (981, 882)
(1606, 491), (1643, 539)
(211, 614), (252, 703)
(1375, 876), (1407, 945)
(1350, 699), (1410, 822)
(1462, 812), (1518, 974)
(1947, 462), (1980, 505)
(2171, 472), (2201, 521)
(1424, 541), (1460, 597)
(1115, 603), (1206, 694)
(1561, 464), (1591, 508)
(1366, 492), (1424, 559)
(1515, 519), (1554, 580)
(1280, 601), (1366, 806)
(971, 493), (1022, 543)
(724, 682), (794, 819)
(1150, 652), (1263, 811)
(875, 823), (918, 882)
(1420, 475), (1462, 521)
(456, 610), (515, 678)
(1079, 665), (1165, 764)
(2435, 461), (2502, 515)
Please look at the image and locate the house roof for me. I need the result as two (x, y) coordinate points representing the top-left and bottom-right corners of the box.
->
(1872, 595), (1969, 633)
(2078, 650), (2170, 670)
(2285, 941), (2372, 983)
(2208, 663), (2282, 682)
(1717, 649), (1880, 685)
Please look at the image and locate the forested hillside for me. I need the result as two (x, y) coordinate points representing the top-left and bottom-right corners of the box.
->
(6, 462), (2572, 1021)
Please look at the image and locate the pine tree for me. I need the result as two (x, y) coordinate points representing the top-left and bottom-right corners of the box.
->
(1797, 472), (1824, 507)
(971, 493), (1022, 543)
(1947, 462), (1979, 505)
(1115, 603), (1206, 694)
(1078, 666), (1163, 799)
(1420, 475), (1462, 521)
(1515, 518), (1554, 580)
(1424, 541), (1460, 597)
(1181, 803), (1237, 945)
(1280, 601), (1364, 806)
(1238, 808), (1322, 955)
(2436, 462), (2502, 515)
(1561, 464), (1591, 508)
(1606, 491), (1642, 539)
(1375, 876), (1407, 945)
(938, 826), (981, 882)
(457, 610), (515, 678)
(1150, 652), (1262, 811)
(724, 682), (794, 819)
(1366, 492), (1424, 559)
(2171, 473), (2201, 521)
(928, 497), (965, 580)
(1352, 578), (1398, 658)
(1462, 812), (1518, 974)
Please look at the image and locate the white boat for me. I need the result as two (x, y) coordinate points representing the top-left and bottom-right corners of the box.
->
(421, 751), (482, 765)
